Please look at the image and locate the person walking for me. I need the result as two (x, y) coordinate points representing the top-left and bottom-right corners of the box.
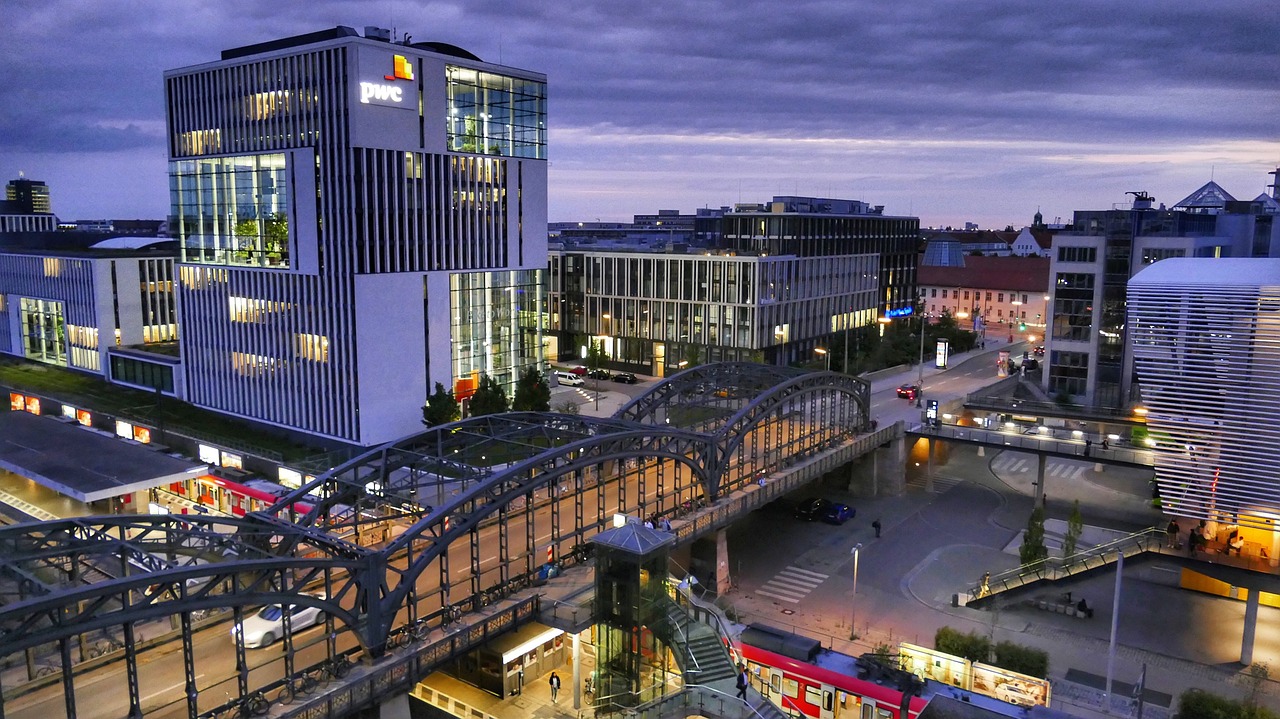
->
(1166, 519), (1180, 549)
(736, 664), (749, 701)
(549, 672), (561, 702)
(978, 571), (991, 598)
(871, 518), (882, 538)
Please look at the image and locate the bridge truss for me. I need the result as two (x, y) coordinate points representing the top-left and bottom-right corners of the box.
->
(0, 363), (868, 719)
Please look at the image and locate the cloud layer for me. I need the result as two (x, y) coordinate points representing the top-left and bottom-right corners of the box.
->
(2, 0), (1277, 226)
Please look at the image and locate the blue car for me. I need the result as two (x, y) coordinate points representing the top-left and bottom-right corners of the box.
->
(822, 502), (855, 525)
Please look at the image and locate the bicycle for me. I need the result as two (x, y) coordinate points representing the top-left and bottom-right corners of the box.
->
(89, 637), (124, 658)
(35, 663), (59, 678)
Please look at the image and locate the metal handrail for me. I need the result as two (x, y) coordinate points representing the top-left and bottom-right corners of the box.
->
(968, 526), (1163, 602)
(910, 422), (1154, 467)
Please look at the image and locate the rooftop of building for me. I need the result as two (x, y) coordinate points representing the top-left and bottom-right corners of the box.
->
(1129, 256), (1280, 287)
(0, 236), (177, 258)
(918, 255), (1050, 292)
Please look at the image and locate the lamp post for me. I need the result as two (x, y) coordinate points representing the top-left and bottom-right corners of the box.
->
(849, 542), (863, 639)
(815, 347), (830, 372)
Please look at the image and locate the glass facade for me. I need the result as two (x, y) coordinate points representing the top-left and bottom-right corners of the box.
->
(450, 269), (544, 398)
(20, 298), (66, 366)
(447, 66), (546, 159)
(1051, 273), (1094, 342)
(170, 153), (290, 268)
(110, 355), (175, 393)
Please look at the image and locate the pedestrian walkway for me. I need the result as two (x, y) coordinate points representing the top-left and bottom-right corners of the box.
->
(905, 472), (965, 494)
(753, 566), (828, 604)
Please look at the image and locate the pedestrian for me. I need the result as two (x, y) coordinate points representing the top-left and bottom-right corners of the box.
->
(1166, 519), (1179, 548)
(1101, 438), (1109, 450)
(1084, 439), (1091, 457)
(872, 518), (882, 538)
(735, 664), (749, 701)
(978, 571), (991, 598)
(549, 671), (561, 702)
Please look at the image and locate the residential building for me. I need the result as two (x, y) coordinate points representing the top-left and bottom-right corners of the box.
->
(917, 252), (1050, 338)
(0, 239), (180, 393)
(1129, 257), (1280, 540)
(548, 196), (917, 375)
(166, 25), (547, 446)
(1043, 170), (1280, 407)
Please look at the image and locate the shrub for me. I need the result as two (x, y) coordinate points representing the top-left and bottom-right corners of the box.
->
(935, 626), (990, 663)
(992, 641), (1048, 678)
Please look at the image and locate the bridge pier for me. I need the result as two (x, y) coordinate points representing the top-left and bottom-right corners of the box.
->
(844, 433), (906, 498)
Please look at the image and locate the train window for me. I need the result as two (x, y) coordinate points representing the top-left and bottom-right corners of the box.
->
(823, 690), (833, 712)
(805, 686), (821, 707)
(862, 704), (874, 719)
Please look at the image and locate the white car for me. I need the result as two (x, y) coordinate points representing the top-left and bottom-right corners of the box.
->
(994, 682), (1036, 707)
(232, 594), (326, 648)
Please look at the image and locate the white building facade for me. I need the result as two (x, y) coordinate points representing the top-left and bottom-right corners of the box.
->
(1129, 258), (1280, 541)
(166, 26), (547, 446)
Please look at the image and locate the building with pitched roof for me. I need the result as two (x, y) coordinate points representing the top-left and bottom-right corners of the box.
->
(917, 254), (1050, 337)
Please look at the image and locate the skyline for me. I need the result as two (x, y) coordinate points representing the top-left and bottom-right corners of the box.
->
(2, 0), (1278, 228)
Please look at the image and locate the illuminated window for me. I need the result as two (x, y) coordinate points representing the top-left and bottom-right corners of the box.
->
(447, 66), (546, 159)
(42, 258), (61, 277)
(294, 333), (330, 362)
(170, 153), (290, 268)
(230, 351), (284, 377)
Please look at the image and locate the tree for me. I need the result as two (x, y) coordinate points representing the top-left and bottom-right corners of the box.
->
(1062, 500), (1084, 561)
(421, 382), (460, 427)
(554, 399), (581, 415)
(1019, 507), (1049, 565)
(469, 373), (509, 416)
(512, 366), (551, 411)
(264, 213), (288, 262)
(684, 343), (702, 368)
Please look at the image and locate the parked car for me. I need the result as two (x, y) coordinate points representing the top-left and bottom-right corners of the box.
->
(568, 366), (588, 376)
(233, 594), (326, 648)
(612, 372), (639, 384)
(793, 498), (831, 521)
(554, 371), (585, 386)
(587, 368), (611, 380)
(822, 502), (856, 525)
(896, 383), (919, 400)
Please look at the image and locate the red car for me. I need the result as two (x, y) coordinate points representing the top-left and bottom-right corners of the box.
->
(896, 384), (919, 400)
(568, 366), (588, 376)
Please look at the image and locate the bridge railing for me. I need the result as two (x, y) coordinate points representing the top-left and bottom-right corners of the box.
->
(910, 423), (1154, 466)
(965, 527), (1164, 604)
(259, 596), (540, 719)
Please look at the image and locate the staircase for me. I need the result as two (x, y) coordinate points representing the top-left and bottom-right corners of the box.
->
(655, 598), (737, 685)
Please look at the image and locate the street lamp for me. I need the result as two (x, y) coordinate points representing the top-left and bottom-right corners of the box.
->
(849, 542), (863, 639)
(814, 346), (830, 372)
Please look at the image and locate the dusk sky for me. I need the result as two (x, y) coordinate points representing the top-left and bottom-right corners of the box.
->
(2, 0), (1277, 229)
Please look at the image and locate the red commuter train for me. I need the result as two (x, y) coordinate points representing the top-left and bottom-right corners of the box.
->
(738, 624), (928, 719)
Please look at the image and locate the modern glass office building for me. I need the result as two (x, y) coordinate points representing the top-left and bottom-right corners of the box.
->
(1129, 258), (1280, 539)
(166, 26), (547, 445)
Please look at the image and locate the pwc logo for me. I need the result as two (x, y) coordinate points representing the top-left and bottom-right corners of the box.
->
(360, 54), (414, 107)
(385, 55), (414, 82)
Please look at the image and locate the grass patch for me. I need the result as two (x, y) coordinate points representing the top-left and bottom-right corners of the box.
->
(0, 357), (322, 462)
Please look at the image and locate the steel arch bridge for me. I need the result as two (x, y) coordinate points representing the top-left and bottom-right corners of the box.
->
(0, 363), (869, 719)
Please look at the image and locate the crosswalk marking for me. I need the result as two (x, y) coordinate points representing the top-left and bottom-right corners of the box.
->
(991, 453), (1088, 481)
(755, 565), (828, 604)
(906, 473), (964, 493)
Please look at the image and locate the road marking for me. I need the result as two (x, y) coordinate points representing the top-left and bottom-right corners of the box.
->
(142, 675), (203, 702)
(756, 565), (828, 603)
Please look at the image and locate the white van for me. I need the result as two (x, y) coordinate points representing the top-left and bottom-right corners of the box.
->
(554, 371), (584, 386)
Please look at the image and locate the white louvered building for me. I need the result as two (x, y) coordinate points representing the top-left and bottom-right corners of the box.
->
(166, 26), (547, 446)
(1129, 258), (1280, 542)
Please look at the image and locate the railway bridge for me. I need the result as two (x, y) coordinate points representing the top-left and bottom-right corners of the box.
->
(0, 363), (902, 719)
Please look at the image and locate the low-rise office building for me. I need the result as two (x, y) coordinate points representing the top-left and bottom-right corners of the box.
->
(0, 239), (181, 394)
(548, 196), (918, 375)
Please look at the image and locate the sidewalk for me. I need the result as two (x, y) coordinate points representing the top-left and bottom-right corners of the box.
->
(550, 385), (632, 418)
